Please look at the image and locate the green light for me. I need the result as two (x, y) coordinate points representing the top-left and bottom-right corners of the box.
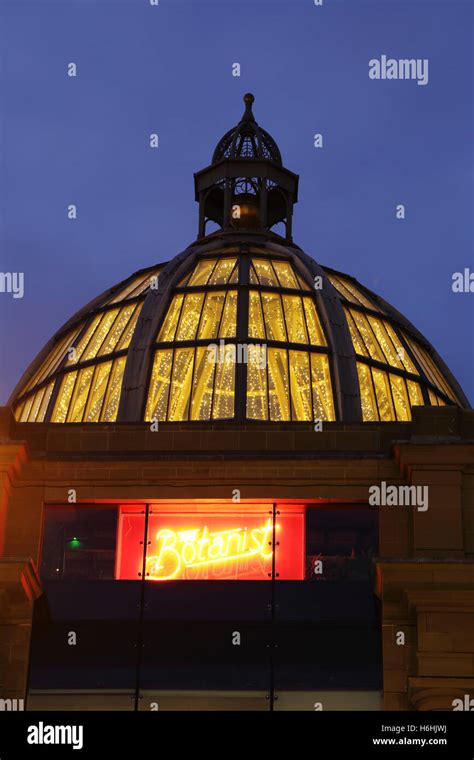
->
(68, 537), (82, 550)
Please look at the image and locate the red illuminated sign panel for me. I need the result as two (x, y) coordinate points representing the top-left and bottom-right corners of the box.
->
(115, 508), (305, 581)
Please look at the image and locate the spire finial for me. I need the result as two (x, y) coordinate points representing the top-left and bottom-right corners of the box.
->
(241, 92), (255, 122)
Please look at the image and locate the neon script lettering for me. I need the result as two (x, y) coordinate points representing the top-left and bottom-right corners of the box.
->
(146, 519), (274, 580)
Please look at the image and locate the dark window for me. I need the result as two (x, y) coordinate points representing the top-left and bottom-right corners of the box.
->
(305, 507), (378, 581)
(40, 506), (118, 580)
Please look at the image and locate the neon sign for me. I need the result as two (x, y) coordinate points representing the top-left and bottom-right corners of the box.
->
(146, 519), (274, 580)
(116, 508), (305, 581)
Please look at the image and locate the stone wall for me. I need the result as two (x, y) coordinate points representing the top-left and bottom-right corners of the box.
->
(0, 405), (472, 708)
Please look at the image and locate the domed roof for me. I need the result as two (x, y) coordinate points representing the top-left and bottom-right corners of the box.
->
(9, 95), (469, 424)
(212, 93), (282, 165)
(10, 236), (469, 424)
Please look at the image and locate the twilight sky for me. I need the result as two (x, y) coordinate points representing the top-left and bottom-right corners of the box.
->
(1, 0), (473, 404)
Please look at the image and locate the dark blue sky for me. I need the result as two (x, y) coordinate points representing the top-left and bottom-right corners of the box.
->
(1, 0), (472, 404)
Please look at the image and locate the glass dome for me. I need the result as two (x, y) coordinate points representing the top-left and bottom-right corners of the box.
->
(9, 242), (469, 424)
(9, 95), (469, 424)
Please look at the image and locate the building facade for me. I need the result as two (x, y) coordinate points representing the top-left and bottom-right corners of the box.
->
(1, 95), (473, 711)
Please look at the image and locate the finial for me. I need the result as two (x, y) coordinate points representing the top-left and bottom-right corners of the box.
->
(241, 93), (256, 122)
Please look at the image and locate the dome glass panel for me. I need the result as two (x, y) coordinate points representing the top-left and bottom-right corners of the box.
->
(10, 246), (468, 424)
(328, 273), (382, 312)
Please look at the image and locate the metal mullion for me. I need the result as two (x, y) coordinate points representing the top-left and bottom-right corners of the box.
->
(189, 345), (200, 421)
(93, 308), (124, 359)
(307, 351), (316, 424)
(89, 360), (113, 422)
(257, 290), (270, 421)
(250, 132), (259, 158)
(196, 252), (238, 262)
(332, 278), (357, 304)
(326, 348), (340, 423)
(209, 340), (220, 421)
(194, 289), (213, 341)
(108, 275), (145, 305)
(175, 345), (195, 423)
(154, 338), (240, 351)
(402, 375), (416, 416)
(134, 503), (150, 711)
(299, 294), (311, 346)
(384, 367), (398, 422)
(73, 315), (104, 364)
(16, 382), (49, 407)
(269, 501), (277, 711)
(40, 381), (58, 424)
(43, 350), (129, 385)
(42, 374), (62, 424)
(385, 326), (438, 406)
(257, 284), (313, 297)
(235, 252), (250, 420)
(80, 363), (100, 423)
(153, 337), (331, 355)
(19, 394), (35, 423)
(242, 338), (330, 354)
(268, 260), (281, 289)
(125, 282), (148, 301)
(187, 346), (197, 421)
(173, 288), (191, 341)
(422, 382), (452, 406)
(64, 369), (81, 423)
(366, 363), (381, 422)
(255, 290), (267, 341)
(35, 331), (75, 386)
(353, 355), (424, 384)
(335, 276), (376, 311)
(362, 311), (390, 365)
(110, 276), (146, 305)
(228, 258), (239, 285)
(347, 286), (368, 310)
(93, 294), (146, 316)
(249, 261), (259, 286)
(369, 360), (396, 422)
(214, 288), (229, 341)
(346, 308), (370, 358)
(116, 301), (140, 348)
(204, 258), (220, 286)
(165, 348), (177, 422)
(264, 343), (271, 422)
(413, 345), (440, 391)
(287, 348), (294, 422)
(53, 318), (99, 379)
(339, 300), (387, 321)
(91, 357), (116, 422)
(126, 272), (158, 299)
(278, 292), (290, 345)
(178, 269), (191, 288)
(207, 286), (228, 418)
(248, 251), (292, 263)
(376, 319), (407, 372)
(352, 309), (377, 359)
(434, 389), (454, 406)
(115, 302), (139, 351)
(69, 362), (98, 424)
(415, 343), (454, 401)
